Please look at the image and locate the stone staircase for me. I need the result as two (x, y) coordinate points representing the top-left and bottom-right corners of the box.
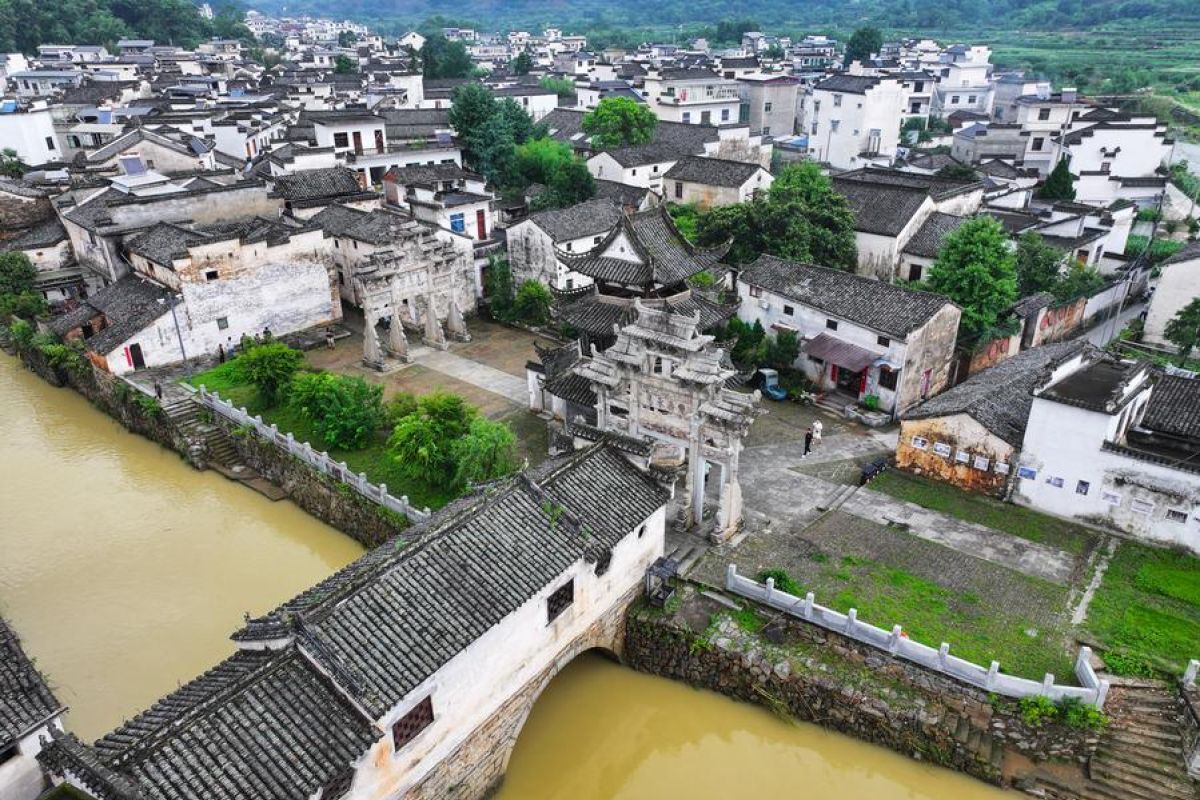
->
(1033, 682), (1198, 800)
(162, 397), (241, 469)
(816, 483), (857, 513)
(943, 711), (1005, 773)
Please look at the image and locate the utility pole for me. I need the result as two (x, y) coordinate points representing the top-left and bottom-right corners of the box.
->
(167, 293), (191, 378)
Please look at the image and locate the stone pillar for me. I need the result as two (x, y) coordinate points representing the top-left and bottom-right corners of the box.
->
(388, 309), (410, 362)
(688, 432), (706, 529)
(446, 297), (471, 342)
(595, 386), (607, 429)
(423, 295), (448, 350)
(362, 306), (385, 370)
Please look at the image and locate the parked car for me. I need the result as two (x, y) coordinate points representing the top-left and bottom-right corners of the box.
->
(754, 368), (788, 401)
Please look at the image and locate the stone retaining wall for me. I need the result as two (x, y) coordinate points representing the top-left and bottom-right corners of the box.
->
(215, 416), (409, 549)
(625, 588), (1099, 788)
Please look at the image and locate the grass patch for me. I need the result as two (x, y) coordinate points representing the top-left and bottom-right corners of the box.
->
(870, 470), (1097, 556)
(1086, 542), (1200, 677)
(787, 551), (1073, 680)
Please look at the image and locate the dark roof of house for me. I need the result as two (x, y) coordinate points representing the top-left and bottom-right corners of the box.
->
(658, 67), (721, 81)
(383, 163), (479, 186)
(663, 154), (765, 187)
(558, 287), (736, 338)
(1141, 374), (1200, 440)
(559, 206), (729, 287)
(901, 212), (969, 258)
(814, 74), (887, 94)
(124, 222), (208, 265)
(1, 616), (63, 748)
(2, 217), (67, 251)
(903, 152), (962, 171)
(1011, 292), (1056, 319)
(904, 342), (1086, 445)
(269, 167), (366, 202)
(1040, 355), (1148, 413)
(592, 179), (650, 210)
(1161, 241), (1200, 268)
(833, 168), (982, 237)
(527, 197), (624, 242)
(740, 254), (957, 337)
(47, 275), (171, 354)
(308, 206), (428, 244)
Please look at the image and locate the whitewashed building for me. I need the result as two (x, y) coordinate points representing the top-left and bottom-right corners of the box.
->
(1144, 243), (1200, 349)
(807, 75), (904, 170)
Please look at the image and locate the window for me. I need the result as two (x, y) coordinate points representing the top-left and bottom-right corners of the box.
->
(762, 126), (770, 135)
(910, 435), (929, 450)
(973, 455), (990, 471)
(877, 335), (890, 348)
(749, 285), (762, 298)
(45, 136), (55, 150)
(994, 462), (1010, 475)
(205, 269), (219, 281)
(593, 236), (602, 245)
(1038, 108), (1051, 121)
(547, 579), (574, 623)
(333, 132), (349, 148)
(652, 355), (663, 374)
(832, 94), (842, 107)
(216, 317), (229, 330)
(631, 169), (637, 176)
(830, 119), (840, 133)
(1100, 161), (1111, 174)
(954, 449), (971, 464)
(1166, 509), (1188, 523)
(449, 213), (465, 233)
(908, 263), (923, 282)
(721, 108), (730, 122)
(1131, 499), (1155, 515)
(652, 165), (659, 173)
(674, 181), (683, 199)
(825, 319), (838, 331)
(951, 95), (960, 105)
(1076, 480), (1090, 496)
(392, 696), (434, 751)
(1032, 137), (1045, 152)
(764, 101), (773, 112)
(682, 112), (691, 123)
(878, 367), (898, 391)
(967, 95), (976, 104)
(565, 242), (573, 252)
(1017, 466), (1037, 480)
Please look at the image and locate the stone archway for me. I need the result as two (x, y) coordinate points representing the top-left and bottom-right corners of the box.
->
(406, 588), (638, 800)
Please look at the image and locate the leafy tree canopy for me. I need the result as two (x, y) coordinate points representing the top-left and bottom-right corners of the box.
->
(581, 97), (657, 149)
(1164, 298), (1200, 365)
(235, 342), (304, 406)
(0, 251), (46, 320)
(387, 391), (516, 489)
(843, 26), (883, 67)
(289, 372), (384, 450)
(334, 54), (356, 73)
(515, 138), (596, 208)
(512, 280), (553, 325)
(512, 49), (533, 75)
(1038, 157), (1077, 201)
(420, 33), (473, 79)
(0, 0), (246, 53)
(694, 161), (857, 269)
(927, 216), (1018, 341)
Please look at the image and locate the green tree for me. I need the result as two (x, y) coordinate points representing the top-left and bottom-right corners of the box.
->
(512, 50), (533, 75)
(516, 138), (595, 207)
(493, 98), (540, 146)
(289, 372), (384, 450)
(235, 342), (303, 406)
(715, 19), (759, 44)
(539, 76), (576, 101)
(512, 280), (553, 325)
(468, 114), (519, 187)
(540, 157), (596, 209)
(421, 34), (473, 79)
(0, 251), (46, 320)
(486, 256), (515, 320)
(452, 416), (518, 487)
(1164, 298), (1200, 365)
(334, 54), (356, 74)
(927, 217), (1018, 341)
(0, 148), (27, 178)
(1053, 262), (1105, 302)
(1015, 231), (1065, 297)
(582, 97), (657, 149)
(766, 329), (800, 370)
(936, 163), (979, 180)
(387, 391), (476, 486)
(448, 83), (496, 141)
(843, 26), (883, 67)
(1038, 157), (1077, 201)
(695, 162), (857, 268)
(337, 30), (357, 47)
(514, 137), (574, 186)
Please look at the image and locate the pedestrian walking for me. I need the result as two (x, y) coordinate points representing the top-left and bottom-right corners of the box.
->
(153, 381), (163, 401)
(218, 343), (226, 364)
(325, 327), (336, 349)
(803, 425), (813, 458)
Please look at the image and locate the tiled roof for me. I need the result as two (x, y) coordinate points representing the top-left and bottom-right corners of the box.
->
(2, 217), (67, 251)
(814, 75), (885, 94)
(1, 616), (63, 748)
(383, 163), (479, 186)
(560, 206), (728, 287)
(904, 341), (1086, 445)
(833, 179), (930, 237)
(1040, 355), (1148, 413)
(308, 206), (429, 245)
(559, 287), (736, 338)
(527, 197), (623, 242)
(902, 212), (969, 258)
(47, 275), (171, 354)
(1142, 374), (1200, 440)
(124, 222), (207, 266)
(270, 167), (365, 202)
(740, 254), (957, 337)
(592, 179), (650, 210)
(663, 154), (765, 188)
(1161, 241), (1200, 268)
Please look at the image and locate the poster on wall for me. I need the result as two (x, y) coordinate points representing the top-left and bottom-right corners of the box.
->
(1017, 466), (1037, 480)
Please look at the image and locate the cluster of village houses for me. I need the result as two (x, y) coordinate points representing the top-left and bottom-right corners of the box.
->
(3, 17), (1200, 800)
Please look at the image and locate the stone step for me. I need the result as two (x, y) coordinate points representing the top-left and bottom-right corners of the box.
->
(954, 714), (970, 743)
(1090, 760), (1197, 800)
(1104, 729), (1186, 758)
(1109, 719), (1184, 740)
(1097, 740), (1189, 772)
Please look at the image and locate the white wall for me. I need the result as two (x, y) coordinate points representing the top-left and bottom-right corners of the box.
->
(0, 107), (58, 164)
(347, 505), (666, 800)
(1145, 253), (1200, 347)
(809, 81), (903, 170)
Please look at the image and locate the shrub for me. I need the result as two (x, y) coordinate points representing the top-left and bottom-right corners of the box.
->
(1018, 694), (1108, 729)
(7, 318), (35, 350)
(289, 372), (384, 450)
(452, 416), (518, 487)
(383, 391), (419, 427)
(236, 342), (303, 406)
(512, 280), (553, 326)
(387, 391), (517, 490)
(1018, 695), (1058, 727)
(756, 568), (803, 596)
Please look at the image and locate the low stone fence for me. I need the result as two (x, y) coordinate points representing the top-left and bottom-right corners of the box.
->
(195, 387), (430, 523)
(1182, 660), (1200, 779)
(726, 564), (1110, 708)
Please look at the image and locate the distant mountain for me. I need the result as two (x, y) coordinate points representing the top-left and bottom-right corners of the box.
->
(241, 0), (1200, 35)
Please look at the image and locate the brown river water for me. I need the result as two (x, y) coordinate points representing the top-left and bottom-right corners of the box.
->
(1, 355), (1008, 798)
